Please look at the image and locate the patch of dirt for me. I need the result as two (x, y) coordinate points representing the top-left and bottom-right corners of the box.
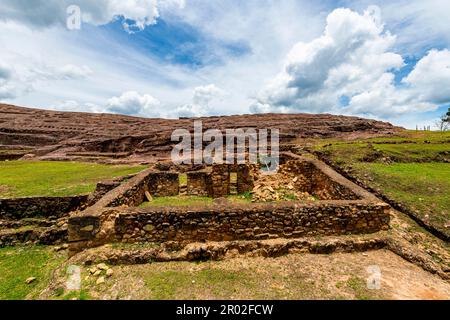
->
(46, 250), (450, 300)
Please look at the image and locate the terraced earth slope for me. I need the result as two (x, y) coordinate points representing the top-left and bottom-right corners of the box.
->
(0, 104), (401, 163)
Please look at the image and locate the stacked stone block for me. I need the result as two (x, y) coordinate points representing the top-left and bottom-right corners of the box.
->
(210, 165), (230, 198)
(236, 164), (255, 194)
(148, 172), (180, 197)
(186, 172), (212, 196)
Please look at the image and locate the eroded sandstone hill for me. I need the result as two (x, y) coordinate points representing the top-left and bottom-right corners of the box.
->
(0, 104), (401, 163)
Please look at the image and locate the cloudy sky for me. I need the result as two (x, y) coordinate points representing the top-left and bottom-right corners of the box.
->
(1, 0), (450, 128)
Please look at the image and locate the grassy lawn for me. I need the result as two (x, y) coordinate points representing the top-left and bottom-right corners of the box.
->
(74, 255), (384, 300)
(355, 163), (449, 230)
(0, 246), (65, 300)
(140, 196), (214, 207)
(312, 130), (450, 235)
(145, 268), (252, 300)
(0, 161), (146, 198)
(140, 194), (253, 208)
(374, 143), (449, 162)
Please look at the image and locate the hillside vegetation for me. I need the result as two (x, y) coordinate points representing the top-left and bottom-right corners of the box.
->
(311, 130), (450, 237)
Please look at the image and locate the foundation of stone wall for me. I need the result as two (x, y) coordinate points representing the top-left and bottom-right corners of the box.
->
(186, 172), (212, 196)
(0, 195), (88, 219)
(68, 154), (391, 254)
(68, 201), (390, 253)
(282, 160), (360, 200)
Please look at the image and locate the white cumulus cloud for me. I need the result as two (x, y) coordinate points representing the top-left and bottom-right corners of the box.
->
(105, 91), (161, 117)
(0, 0), (184, 32)
(175, 84), (226, 118)
(250, 6), (450, 119)
(402, 49), (450, 105)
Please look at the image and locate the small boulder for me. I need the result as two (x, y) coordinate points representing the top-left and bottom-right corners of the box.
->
(25, 277), (36, 284)
(93, 270), (102, 277)
(97, 263), (108, 271)
(96, 277), (105, 285)
(145, 191), (153, 202)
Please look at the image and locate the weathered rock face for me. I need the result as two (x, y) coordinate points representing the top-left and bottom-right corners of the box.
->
(0, 104), (402, 163)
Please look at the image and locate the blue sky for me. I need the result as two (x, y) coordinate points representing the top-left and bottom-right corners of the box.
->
(0, 0), (450, 129)
(95, 17), (251, 68)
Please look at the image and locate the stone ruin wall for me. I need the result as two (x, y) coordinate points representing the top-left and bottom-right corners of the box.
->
(148, 173), (179, 197)
(92, 164), (257, 209)
(210, 164), (231, 198)
(115, 202), (390, 243)
(236, 164), (256, 195)
(185, 164), (256, 198)
(282, 160), (360, 200)
(0, 195), (88, 220)
(187, 171), (212, 196)
(68, 157), (390, 254)
(100, 171), (180, 208)
(69, 201), (390, 252)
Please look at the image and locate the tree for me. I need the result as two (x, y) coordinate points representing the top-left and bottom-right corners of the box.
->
(435, 107), (450, 131)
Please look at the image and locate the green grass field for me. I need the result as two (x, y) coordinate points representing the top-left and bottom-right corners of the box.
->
(312, 131), (450, 235)
(0, 161), (146, 198)
(313, 131), (450, 164)
(0, 246), (65, 300)
(140, 196), (214, 207)
(355, 163), (449, 229)
(140, 194), (253, 208)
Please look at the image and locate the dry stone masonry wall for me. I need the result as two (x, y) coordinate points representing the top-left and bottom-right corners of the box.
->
(0, 195), (88, 219)
(113, 202), (390, 243)
(68, 155), (391, 254)
(187, 171), (212, 196)
(211, 165), (231, 198)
